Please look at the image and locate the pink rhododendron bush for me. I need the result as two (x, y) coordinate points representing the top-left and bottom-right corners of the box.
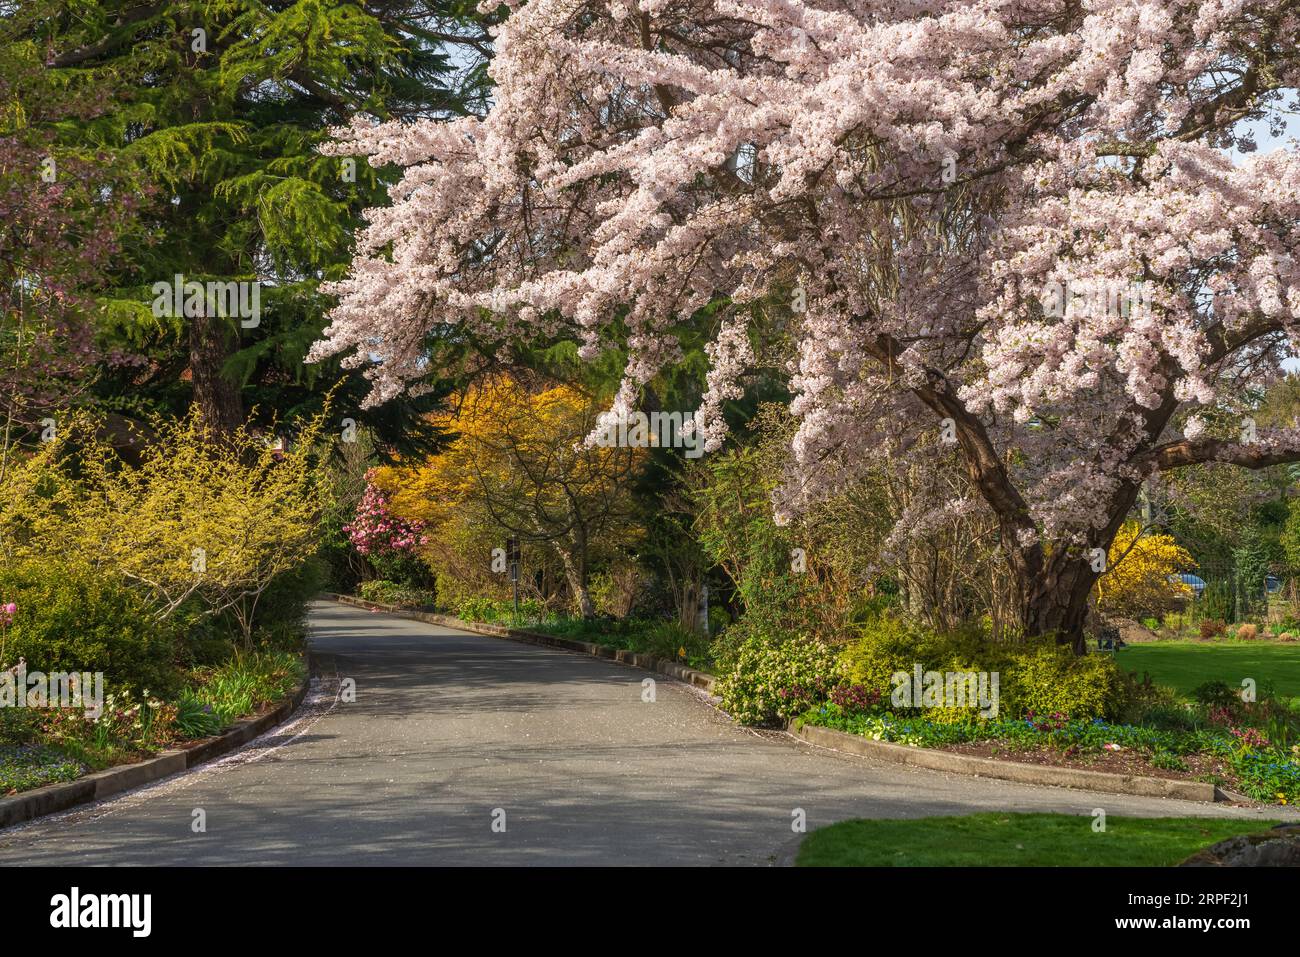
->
(344, 480), (430, 558)
(310, 0), (1300, 650)
(344, 479), (431, 588)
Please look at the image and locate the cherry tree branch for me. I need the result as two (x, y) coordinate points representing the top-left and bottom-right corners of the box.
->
(1143, 436), (1300, 472)
(860, 329), (1038, 549)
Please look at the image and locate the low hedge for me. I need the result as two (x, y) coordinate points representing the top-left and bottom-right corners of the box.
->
(0, 560), (182, 697)
(359, 579), (436, 607)
(841, 614), (1125, 721)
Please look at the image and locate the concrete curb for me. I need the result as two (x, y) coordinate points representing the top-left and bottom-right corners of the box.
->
(327, 593), (717, 693)
(794, 722), (1220, 803)
(0, 669), (311, 830)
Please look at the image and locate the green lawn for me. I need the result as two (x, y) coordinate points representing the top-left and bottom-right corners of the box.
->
(796, 813), (1281, 867)
(1116, 642), (1300, 698)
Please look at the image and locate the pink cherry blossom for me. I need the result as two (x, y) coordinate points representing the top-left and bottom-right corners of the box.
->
(311, 0), (1300, 644)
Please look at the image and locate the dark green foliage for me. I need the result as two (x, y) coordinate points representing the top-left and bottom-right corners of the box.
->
(1232, 528), (1272, 618)
(1197, 578), (1234, 622)
(1191, 679), (1239, 709)
(175, 690), (224, 737)
(250, 555), (328, 634)
(0, 707), (43, 747)
(0, 560), (183, 696)
(368, 550), (432, 589)
(15, 0), (492, 445)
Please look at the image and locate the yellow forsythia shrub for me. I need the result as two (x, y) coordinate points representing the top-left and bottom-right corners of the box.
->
(1095, 521), (1195, 621)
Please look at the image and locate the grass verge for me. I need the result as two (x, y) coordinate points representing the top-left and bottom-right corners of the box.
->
(795, 812), (1282, 866)
(1117, 642), (1300, 699)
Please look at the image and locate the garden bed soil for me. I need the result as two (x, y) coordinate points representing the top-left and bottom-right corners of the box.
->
(1115, 619), (1161, 643)
(938, 740), (1233, 787)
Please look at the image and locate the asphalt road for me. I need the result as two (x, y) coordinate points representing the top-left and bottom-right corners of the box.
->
(0, 599), (1292, 866)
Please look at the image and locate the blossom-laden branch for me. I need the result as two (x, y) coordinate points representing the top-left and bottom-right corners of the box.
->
(311, 0), (1300, 566)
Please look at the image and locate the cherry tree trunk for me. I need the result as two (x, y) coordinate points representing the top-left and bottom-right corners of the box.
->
(1020, 555), (1097, 655)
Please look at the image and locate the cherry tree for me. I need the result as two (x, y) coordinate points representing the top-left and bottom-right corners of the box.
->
(311, 0), (1300, 650)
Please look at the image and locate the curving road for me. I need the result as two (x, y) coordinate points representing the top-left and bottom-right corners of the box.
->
(0, 599), (1292, 866)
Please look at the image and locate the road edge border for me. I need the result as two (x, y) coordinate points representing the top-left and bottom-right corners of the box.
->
(793, 721), (1223, 802)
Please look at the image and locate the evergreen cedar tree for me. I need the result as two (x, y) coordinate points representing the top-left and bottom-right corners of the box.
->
(25, 0), (491, 453)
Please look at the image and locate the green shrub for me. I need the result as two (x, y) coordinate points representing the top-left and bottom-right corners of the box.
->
(252, 557), (327, 633)
(839, 613), (1124, 721)
(1116, 686), (1201, 731)
(634, 621), (709, 662)
(1191, 680), (1240, 709)
(1138, 704), (1201, 733)
(358, 579), (435, 608)
(368, 550), (432, 589)
(1002, 643), (1123, 720)
(1197, 580), (1233, 623)
(0, 706), (42, 746)
(456, 595), (510, 621)
(450, 595), (554, 625)
(0, 560), (182, 696)
(841, 613), (991, 697)
(715, 630), (844, 726)
(172, 602), (237, 668)
(175, 691), (225, 738)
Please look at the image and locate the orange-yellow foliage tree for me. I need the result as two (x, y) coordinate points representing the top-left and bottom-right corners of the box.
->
(375, 378), (644, 617)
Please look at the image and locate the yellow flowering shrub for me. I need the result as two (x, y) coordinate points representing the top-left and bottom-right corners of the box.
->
(0, 409), (324, 643)
(1095, 522), (1195, 621)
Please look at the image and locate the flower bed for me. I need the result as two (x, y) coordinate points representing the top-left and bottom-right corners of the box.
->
(0, 744), (85, 795)
(1, 650), (306, 797)
(800, 700), (1300, 805)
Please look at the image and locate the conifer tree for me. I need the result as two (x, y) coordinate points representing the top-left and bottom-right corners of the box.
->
(16, 1), (494, 443)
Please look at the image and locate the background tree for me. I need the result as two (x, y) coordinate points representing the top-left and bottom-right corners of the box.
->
(17, 0), (492, 448)
(0, 37), (137, 459)
(378, 377), (645, 617)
